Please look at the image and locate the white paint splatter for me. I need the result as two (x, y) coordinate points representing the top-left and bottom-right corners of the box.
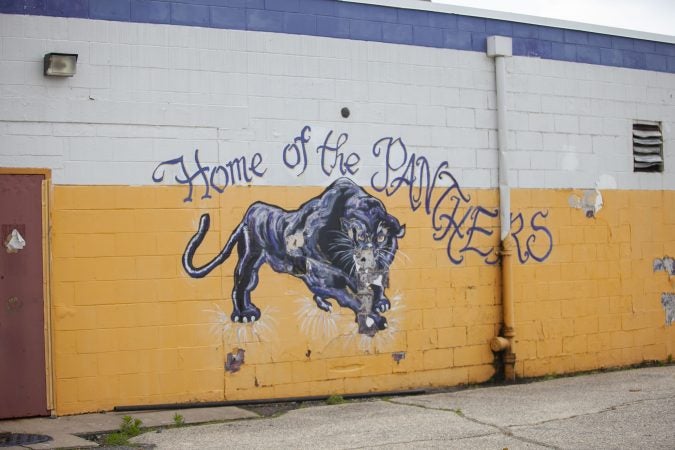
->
(295, 296), (341, 342)
(337, 292), (404, 354)
(204, 304), (278, 347)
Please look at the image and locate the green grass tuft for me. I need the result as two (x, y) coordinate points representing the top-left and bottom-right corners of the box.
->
(173, 413), (185, 427)
(103, 432), (131, 446)
(120, 415), (143, 437)
(326, 395), (346, 405)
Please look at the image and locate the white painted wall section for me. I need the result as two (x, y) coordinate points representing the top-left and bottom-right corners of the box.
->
(0, 14), (673, 190)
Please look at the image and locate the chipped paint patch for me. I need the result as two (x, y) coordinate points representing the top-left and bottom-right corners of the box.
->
(392, 352), (406, 364)
(569, 188), (603, 218)
(654, 257), (675, 326)
(226, 348), (245, 373)
(653, 256), (675, 277)
(285, 231), (304, 252)
(661, 293), (675, 326)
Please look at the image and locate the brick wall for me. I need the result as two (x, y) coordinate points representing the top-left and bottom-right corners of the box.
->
(512, 190), (675, 376)
(0, 7), (673, 414)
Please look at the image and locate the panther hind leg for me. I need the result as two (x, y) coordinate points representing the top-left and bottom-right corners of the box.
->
(231, 237), (265, 323)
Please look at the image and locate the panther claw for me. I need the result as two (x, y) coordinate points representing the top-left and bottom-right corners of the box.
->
(231, 307), (261, 324)
(364, 314), (388, 331)
(374, 298), (391, 314)
(313, 295), (333, 313)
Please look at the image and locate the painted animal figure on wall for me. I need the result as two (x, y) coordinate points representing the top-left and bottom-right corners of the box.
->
(183, 178), (405, 335)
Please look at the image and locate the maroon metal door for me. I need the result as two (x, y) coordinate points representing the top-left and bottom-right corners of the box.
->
(0, 174), (49, 418)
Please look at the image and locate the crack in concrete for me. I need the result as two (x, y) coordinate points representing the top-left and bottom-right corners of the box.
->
(385, 399), (559, 449)
(512, 394), (675, 429)
(344, 431), (501, 449)
(385, 393), (675, 448)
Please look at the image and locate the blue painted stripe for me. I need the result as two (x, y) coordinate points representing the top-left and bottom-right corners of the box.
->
(90, 0), (130, 21)
(44, 0), (88, 18)
(131, 0), (171, 24)
(1, 0), (673, 73)
(211, 5), (246, 30)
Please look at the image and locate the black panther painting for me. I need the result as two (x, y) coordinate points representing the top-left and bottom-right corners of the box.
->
(182, 178), (405, 335)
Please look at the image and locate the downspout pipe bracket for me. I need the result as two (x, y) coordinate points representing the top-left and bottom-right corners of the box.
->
(487, 35), (513, 57)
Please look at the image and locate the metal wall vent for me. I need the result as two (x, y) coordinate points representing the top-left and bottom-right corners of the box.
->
(633, 121), (663, 172)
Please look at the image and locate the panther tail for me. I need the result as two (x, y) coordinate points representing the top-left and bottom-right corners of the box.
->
(182, 213), (243, 278)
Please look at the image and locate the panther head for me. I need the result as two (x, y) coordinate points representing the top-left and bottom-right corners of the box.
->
(338, 203), (405, 275)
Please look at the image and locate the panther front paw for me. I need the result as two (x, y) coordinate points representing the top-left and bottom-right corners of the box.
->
(363, 313), (387, 330)
(231, 306), (261, 323)
(373, 297), (391, 313)
(313, 295), (333, 312)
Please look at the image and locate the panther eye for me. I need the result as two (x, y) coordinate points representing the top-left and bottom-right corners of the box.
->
(357, 232), (366, 242)
(376, 233), (386, 243)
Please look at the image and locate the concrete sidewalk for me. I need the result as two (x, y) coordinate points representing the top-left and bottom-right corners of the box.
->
(1, 365), (674, 449)
(0, 406), (258, 449)
(134, 366), (675, 449)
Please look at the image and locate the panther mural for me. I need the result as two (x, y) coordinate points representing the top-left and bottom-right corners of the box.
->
(182, 178), (405, 336)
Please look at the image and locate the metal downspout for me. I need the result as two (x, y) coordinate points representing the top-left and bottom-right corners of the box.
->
(487, 36), (516, 382)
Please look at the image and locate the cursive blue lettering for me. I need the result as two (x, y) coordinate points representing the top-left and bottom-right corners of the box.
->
(371, 136), (553, 265)
(316, 130), (358, 176)
(282, 125), (311, 176)
(151, 149), (267, 202)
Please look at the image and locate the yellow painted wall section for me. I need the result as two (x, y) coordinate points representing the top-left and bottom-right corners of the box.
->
(50, 186), (675, 414)
(512, 190), (675, 377)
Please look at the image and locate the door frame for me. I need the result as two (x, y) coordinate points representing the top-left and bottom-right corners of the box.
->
(0, 168), (54, 415)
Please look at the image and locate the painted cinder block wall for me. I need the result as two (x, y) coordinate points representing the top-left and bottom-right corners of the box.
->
(0, 0), (673, 415)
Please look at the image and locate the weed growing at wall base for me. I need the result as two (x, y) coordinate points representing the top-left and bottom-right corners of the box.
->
(173, 413), (185, 427)
(103, 415), (143, 446)
(326, 395), (346, 405)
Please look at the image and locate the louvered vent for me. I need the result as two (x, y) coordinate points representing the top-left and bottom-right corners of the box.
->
(633, 121), (663, 172)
